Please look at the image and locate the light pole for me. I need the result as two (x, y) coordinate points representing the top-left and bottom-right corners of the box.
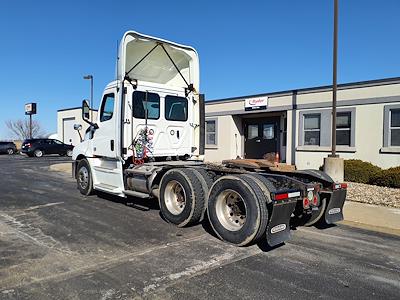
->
(83, 75), (94, 121)
(324, 0), (344, 182)
(331, 0), (338, 157)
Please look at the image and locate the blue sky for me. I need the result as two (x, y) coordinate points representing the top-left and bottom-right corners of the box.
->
(0, 0), (399, 139)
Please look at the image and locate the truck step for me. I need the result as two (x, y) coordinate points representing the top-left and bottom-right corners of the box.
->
(123, 190), (151, 199)
(94, 183), (121, 194)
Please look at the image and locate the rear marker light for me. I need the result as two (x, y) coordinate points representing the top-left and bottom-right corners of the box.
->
(341, 183), (348, 189)
(275, 191), (301, 200)
(275, 193), (288, 201)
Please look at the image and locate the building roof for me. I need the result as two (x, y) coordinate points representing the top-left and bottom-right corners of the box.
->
(206, 76), (400, 104)
(57, 107), (98, 112)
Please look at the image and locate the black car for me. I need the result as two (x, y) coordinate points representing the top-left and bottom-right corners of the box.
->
(0, 142), (17, 155)
(21, 139), (74, 157)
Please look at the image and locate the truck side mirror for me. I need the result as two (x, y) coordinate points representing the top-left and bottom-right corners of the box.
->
(82, 100), (90, 121)
(74, 124), (82, 131)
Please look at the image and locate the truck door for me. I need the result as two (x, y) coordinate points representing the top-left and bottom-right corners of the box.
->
(92, 90), (117, 158)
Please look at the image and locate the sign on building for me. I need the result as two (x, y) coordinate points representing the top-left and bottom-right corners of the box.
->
(25, 103), (37, 115)
(244, 97), (268, 111)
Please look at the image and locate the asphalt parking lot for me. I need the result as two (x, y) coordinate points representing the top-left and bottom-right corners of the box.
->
(0, 155), (399, 300)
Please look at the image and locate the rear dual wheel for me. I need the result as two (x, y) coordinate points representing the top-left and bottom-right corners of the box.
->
(207, 175), (269, 246)
(159, 168), (208, 227)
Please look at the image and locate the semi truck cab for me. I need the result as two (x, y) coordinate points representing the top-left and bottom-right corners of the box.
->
(73, 31), (202, 197)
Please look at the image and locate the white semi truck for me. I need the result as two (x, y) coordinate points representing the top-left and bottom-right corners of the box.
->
(72, 31), (347, 247)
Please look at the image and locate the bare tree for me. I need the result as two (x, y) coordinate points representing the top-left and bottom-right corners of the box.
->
(5, 119), (46, 140)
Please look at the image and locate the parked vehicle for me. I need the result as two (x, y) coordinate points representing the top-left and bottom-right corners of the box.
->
(0, 142), (17, 155)
(72, 31), (347, 247)
(21, 139), (74, 157)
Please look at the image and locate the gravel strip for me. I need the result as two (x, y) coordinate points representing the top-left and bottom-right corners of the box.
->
(346, 182), (400, 208)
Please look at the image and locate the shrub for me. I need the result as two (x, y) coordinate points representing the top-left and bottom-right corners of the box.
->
(371, 166), (400, 188)
(344, 159), (382, 184)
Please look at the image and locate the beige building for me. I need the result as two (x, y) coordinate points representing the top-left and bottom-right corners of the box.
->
(204, 77), (400, 169)
(57, 107), (98, 146)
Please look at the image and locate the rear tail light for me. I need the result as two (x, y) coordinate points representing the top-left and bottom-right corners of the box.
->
(24, 143), (31, 148)
(313, 195), (318, 206)
(303, 197), (310, 209)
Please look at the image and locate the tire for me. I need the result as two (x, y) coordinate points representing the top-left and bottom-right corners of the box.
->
(34, 149), (44, 157)
(207, 175), (269, 246)
(66, 149), (73, 157)
(194, 168), (215, 190)
(7, 148), (14, 155)
(159, 168), (206, 227)
(192, 168), (215, 221)
(76, 159), (94, 196)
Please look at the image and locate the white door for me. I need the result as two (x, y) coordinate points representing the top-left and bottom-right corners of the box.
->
(62, 117), (77, 145)
(92, 90), (117, 158)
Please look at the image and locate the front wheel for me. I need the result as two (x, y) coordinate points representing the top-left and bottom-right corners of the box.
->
(76, 159), (94, 196)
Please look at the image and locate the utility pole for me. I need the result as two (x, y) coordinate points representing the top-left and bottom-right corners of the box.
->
(331, 0), (338, 157)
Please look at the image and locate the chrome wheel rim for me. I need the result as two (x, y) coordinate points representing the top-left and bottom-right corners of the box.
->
(164, 180), (186, 215)
(78, 166), (89, 190)
(67, 150), (73, 157)
(35, 150), (43, 157)
(7, 149), (14, 155)
(215, 189), (247, 231)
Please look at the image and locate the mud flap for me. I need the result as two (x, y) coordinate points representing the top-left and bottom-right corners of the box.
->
(266, 200), (297, 247)
(324, 189), (347, 224)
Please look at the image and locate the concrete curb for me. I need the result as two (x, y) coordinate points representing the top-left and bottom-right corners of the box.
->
(340, 201), (400, 236)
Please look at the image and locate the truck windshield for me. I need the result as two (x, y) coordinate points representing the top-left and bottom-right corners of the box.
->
(133, 91), (160, 120)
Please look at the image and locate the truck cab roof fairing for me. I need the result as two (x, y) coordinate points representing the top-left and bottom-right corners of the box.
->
(117, 31), (200, 91)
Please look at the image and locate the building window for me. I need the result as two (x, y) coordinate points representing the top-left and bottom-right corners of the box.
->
(205, 119), (217, 146)
(336, 112), (351, 146)
(389, 108), (400, 146)
(303, 114), (320, 146)
(299, 108), (355, 149)
(100, 94), (115, 122)
(383, 105), (400, 150)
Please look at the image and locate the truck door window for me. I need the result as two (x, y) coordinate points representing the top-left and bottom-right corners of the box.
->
(100, 94), (115, 122)
(133, 91), (160, 120)
(165, 95), (188, 121)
